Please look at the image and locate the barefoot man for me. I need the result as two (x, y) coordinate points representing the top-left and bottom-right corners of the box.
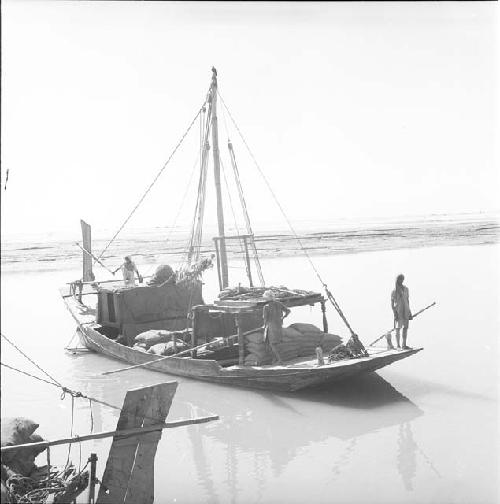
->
(113, 256), (142, 287)
(262, 290), (290, 365)
(388, 274), (413, 350)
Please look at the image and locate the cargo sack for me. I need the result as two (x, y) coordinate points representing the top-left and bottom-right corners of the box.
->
(147, 339), (188, 356)
(135, 329), (191, 348)
(288, 323), (323, 334)
(133, 344), (148, 353)
(321, 333), (342, 352)
(147, 264), (175, 286)
(1, 418), (40, 465)
(276, 342), (300, 361)
(282, 327), (303, 342)
(135, 329), (175, 347)
(1, 480), (10, 504)
(1, 418), (45, 476)
(245, 329), (265, 345)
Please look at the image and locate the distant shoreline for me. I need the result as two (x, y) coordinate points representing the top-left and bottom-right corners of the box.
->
(2, 214), (498, 275)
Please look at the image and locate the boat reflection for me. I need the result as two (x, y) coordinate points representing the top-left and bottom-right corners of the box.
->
(68, 353), (427, 499)
(398, 422), (417, 491)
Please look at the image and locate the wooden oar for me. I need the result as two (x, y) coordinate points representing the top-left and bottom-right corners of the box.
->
(100, 326), (264, 376)
(368, 302), (436, 347)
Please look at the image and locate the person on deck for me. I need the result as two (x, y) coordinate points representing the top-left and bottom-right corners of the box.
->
(262, 290), (291, 365)
(388, 274), (413, 350)
(113, 256), (142, 287)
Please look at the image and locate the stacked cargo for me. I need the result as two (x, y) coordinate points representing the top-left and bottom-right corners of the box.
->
(244, 324), (342, 366)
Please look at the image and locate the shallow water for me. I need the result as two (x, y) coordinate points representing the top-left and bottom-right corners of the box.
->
(1, 243), (499, 503)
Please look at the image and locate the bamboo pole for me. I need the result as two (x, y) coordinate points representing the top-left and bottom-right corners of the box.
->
(0, 415), (219, 454)
(210, 68), (229, 288)
(213, 237), (223, 291)
(66, 276), (153, 287)
(242, 237), (254, 287)
(101, 325), (264, 375)
(368, 302), (436, 347)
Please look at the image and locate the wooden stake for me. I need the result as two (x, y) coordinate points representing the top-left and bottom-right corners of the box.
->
(88, 453), (98, 504)
(321, 301), (328, 333)
(236, 314), (245, 365)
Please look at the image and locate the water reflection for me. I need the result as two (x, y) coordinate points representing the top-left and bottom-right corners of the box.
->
(186, 408), (219, 503)
(67, 354), (429, 501)
(398, 422), (417, 491)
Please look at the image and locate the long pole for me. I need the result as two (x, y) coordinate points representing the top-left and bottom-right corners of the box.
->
(368, 302), (436, 347)
(75, 242), (115, 275)
(210, 68), (229, 288)
(0, 415), (219, 454)
(101, 325), (264, 375)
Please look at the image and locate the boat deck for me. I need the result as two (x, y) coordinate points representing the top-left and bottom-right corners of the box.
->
(230, 347), (419, 371)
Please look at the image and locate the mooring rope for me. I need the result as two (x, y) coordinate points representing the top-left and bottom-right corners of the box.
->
(0, 361), (120, 414)
(1, 332), (63, 387)
(0, 355), (217, 426)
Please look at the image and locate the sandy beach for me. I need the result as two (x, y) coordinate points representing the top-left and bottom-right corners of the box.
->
(1, 238), (498, 503)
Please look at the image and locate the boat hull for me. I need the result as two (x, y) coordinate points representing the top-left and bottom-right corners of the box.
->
(62, 289), (422, 392)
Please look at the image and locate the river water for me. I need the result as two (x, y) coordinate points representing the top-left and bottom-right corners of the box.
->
(1, 217), (499, 503)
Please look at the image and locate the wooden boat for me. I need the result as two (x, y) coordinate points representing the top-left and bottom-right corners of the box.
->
(60, 68), (422, 392)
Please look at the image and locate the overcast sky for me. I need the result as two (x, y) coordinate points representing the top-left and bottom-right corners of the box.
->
(1, 1), (498, 239)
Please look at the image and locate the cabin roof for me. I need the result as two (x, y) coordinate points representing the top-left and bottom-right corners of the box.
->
(194, 292), (325, 314)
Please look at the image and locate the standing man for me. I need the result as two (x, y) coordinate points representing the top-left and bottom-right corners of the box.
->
(113, 256), (142, 287)
(388, 273), (413, 350)
(262, 290), (291, 365)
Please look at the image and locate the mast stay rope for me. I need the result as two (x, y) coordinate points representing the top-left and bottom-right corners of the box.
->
(220, 157), (247, 262)
(94, 102), (207, 265)
(217, 91), (362, 342)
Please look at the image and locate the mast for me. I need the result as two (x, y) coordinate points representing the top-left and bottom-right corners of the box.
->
(210, 67), (229, 288)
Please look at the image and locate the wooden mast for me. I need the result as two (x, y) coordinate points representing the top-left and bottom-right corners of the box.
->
(210, 67), (229, 288)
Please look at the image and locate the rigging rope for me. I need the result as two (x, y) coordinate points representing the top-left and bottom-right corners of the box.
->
(94, 103), (206, 264)
(220, 157), (246, 261)
(227, 141), (265, 286)
(217, 91), (359, 338)
(217, 86), (264, 285)
(186, 97), (213, 267)
(144, 150), (201, 277)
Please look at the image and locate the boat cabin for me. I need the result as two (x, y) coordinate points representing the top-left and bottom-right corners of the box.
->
(191, 290), (329, 365)
(95, 279), (204, 343)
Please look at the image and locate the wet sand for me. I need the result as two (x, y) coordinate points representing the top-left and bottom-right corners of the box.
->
(1, 243), (499, 503)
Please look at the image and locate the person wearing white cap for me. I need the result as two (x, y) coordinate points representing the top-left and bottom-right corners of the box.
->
(262, 290), (290, 364)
